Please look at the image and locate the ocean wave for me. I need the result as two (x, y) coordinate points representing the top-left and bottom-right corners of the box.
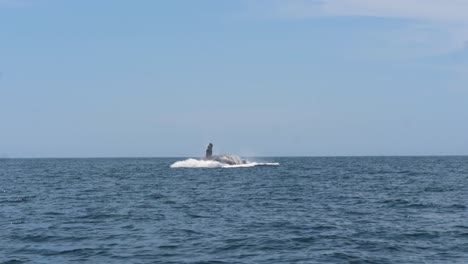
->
(170, 158), (279, 168)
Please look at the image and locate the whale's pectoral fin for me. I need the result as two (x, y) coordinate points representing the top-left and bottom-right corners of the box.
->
(205, 143), (213, 158)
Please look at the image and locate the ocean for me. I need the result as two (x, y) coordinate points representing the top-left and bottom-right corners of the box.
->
(1, 157), (467, 263)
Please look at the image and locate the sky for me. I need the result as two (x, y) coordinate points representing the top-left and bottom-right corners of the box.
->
(0, 0), (467, 158)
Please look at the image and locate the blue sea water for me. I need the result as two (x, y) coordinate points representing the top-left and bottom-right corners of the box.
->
(1, 157), (467, 263)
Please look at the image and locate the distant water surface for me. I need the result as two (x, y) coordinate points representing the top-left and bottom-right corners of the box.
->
(1, 157), (467, 263)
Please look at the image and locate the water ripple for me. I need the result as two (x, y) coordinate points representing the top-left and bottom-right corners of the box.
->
(0, 157), (467, 263)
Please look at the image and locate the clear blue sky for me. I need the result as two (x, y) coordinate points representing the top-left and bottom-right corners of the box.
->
(1, 0), (467, 157)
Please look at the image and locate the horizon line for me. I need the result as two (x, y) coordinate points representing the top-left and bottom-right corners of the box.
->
(1, 154), (467, 159)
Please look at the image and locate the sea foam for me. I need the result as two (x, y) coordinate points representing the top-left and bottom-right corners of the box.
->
(170, 158), (279, 168)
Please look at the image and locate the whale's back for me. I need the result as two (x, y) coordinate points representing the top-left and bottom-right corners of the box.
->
(211, 155), (245, 165)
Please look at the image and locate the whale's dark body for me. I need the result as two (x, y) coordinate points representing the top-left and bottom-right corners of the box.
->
(209, 155), (246, 165)
(204, 143), (246, 165)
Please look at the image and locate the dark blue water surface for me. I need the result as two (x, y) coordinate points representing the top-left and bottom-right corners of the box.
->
(1, 157), (467, 263)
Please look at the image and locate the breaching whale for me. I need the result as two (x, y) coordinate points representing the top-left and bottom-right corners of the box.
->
(204, 143), (246, 165)
(169, 144), (280, 168)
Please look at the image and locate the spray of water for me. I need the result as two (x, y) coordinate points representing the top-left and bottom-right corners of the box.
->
(170, 157), (279, 168)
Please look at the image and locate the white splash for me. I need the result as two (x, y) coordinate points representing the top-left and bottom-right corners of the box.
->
(170, 158), (279, 168)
